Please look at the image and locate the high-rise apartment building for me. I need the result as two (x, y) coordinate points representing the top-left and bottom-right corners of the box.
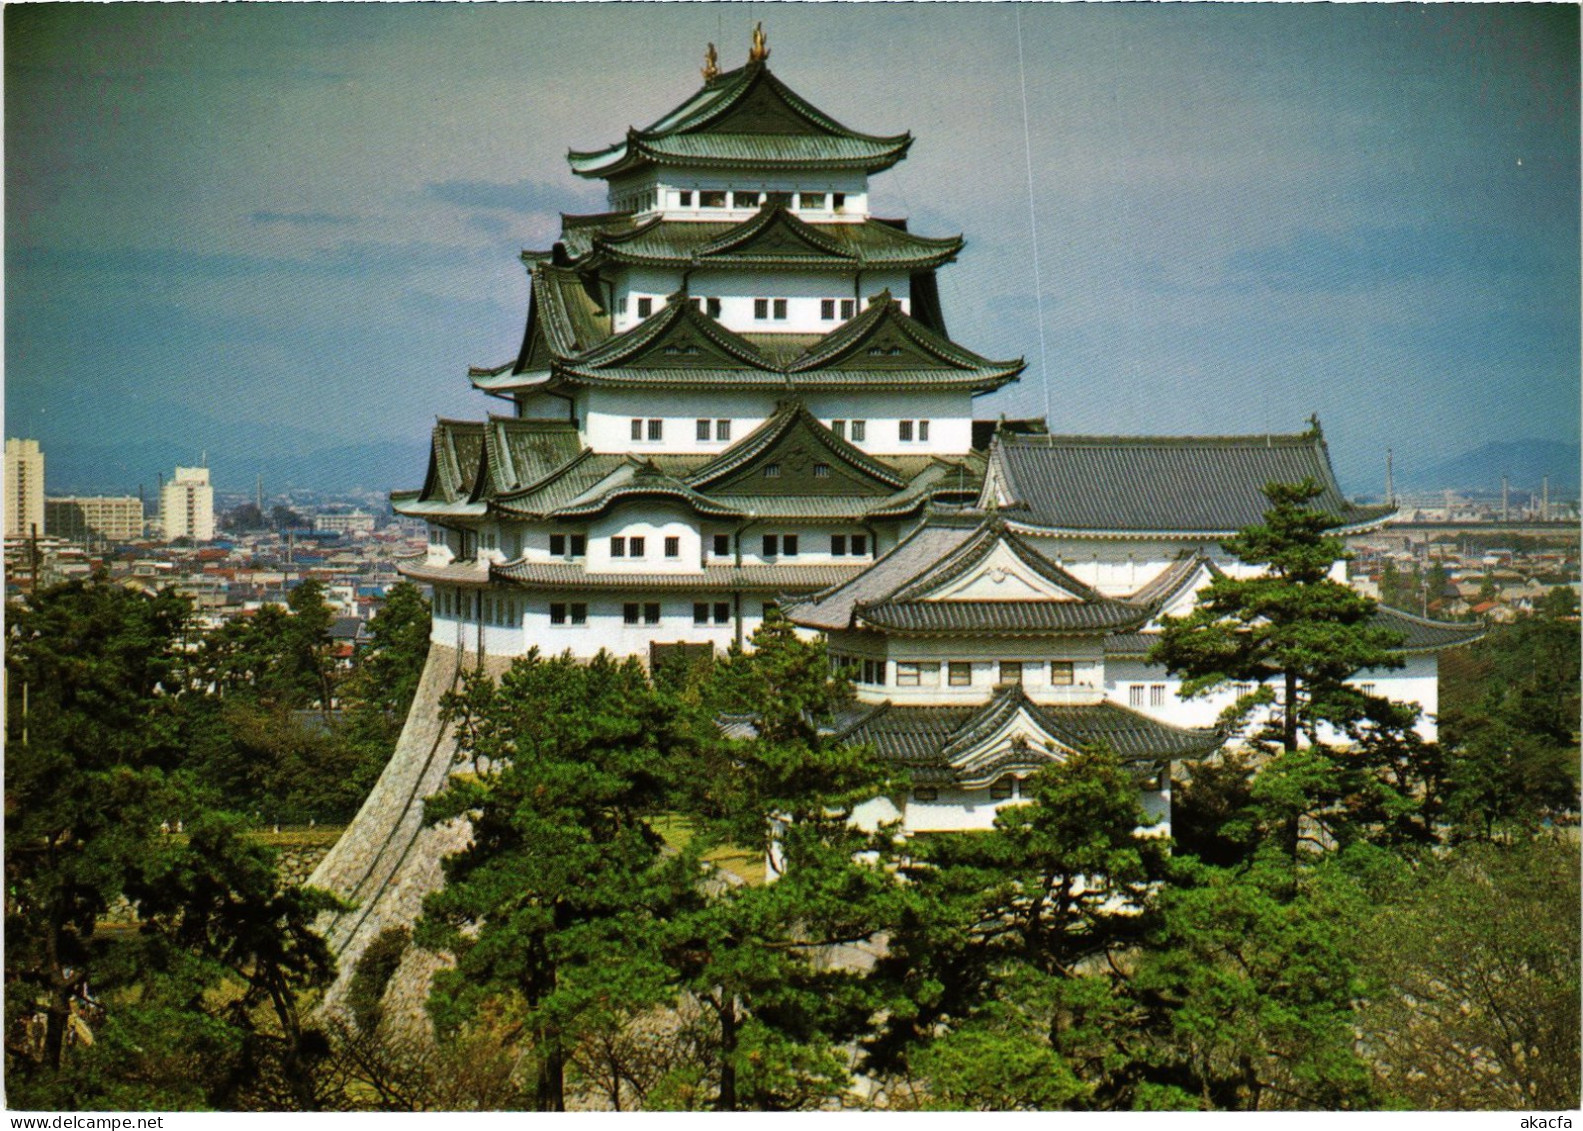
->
(5, 438), (46, 539)
(46, 496), (146, 544)
(160, 466), (215, 542)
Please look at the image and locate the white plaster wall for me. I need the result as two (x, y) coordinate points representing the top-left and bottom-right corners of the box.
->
(607, 169), (872, 222)
(802, 391), (975, 456)
(829, 631), (1107, 705)
(611, 267), (911, 335)
(513, 392), (576, 419)
(585, 502), (703, 574)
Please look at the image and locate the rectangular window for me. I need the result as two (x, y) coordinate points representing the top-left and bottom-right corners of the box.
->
(800, 192), (827, 210)
(617, 295), (629, 316)
(850, 421), (866, 442)
(1129, 684), (1145, 708)
(896, 661), (940, 688)
(707, 296), (722, 318)
(697, 418), (712, 441)
(732, 190), (761, 209)
(1359, 682), (1377, 696)
(990, 777), (1016, 801)
(1050, 661), (1075, 686)
(772, 298), (787, 320)
(896, 661), (922, 687)
(813, 463), (830, 478)
(678, 190), (694, 207)
(636, 296), (653, 318)
(570, 534), (586, 557)
(623, 603), (639, 625)
(1000, 661), (1023, 685)
(550, 533), (566, 556)
(948, 661), (973, 687)
(629, 536), (646, 558)
(754, 298), (769, 319)
(647, 419), (662, 441)
(918, 420), (930, 442)
(840, 298), (856, 319)
(1150, 684), (1166, 707)
(781, 534), (799, 557)
(765, 191), (792, 207)
(700, 190), (726, 208)
(715, 419), (731, 441)
(631, 418), (643, 441)
(831, 534), (847, 556)
(831, 419), (847, 439)
(899, 420), (914, 442)
(713, 534), (731, 557)
(550, 603), (567, 626)
(851, 534), (868, 556)
(762, 534), (778, 557)
(763, 463), (781, 478)
(713, 602), (730, 624)
(664, 536), (680, 558)
(611, 537), (626, 558)
(644, 603), (661, 625)
(832, 192), (847, 211)
(821, 299), (836, 320)
(862, 658), (886, 685)
(571, 603), (587, 626)
(694, 602), (709, 625)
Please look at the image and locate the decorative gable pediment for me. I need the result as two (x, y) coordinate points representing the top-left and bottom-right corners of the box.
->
(923, 538), (1086, 602)
(696, 69), (833, 137)
(1151, 560), (1217, 623)
(943, 703), (1076, 788)
(697, 207), (852, 261)
(707, 412), (896, 498)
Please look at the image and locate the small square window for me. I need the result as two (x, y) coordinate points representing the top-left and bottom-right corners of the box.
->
(831, 419), (846, 438)
(1129, 685), (1146, 708)
(715, 419), (731, 441)
(772, 298), (787, 320)
(623, 603), (640, 625)
(919, 420), (930, 442)
(733, 190), (760, 209)
(550, 603), (567, 625)
(611, 537), (626, 558)
(570, 534), (586, 557)
(1150, 684), (1166, 707)
(630, 418), (643, 441)
(782, 535), (799, 556)
(899, 420), (914, 442)
(570, 603), (587, 626)
(706, 296), (722, 317)
(630, 536), (646, 558)
(664, 536), (680, 558)
(990, 777), (1015, 801)
(840, 298), (856, 319)
(647, 419), (663, 441)
(713, 602), (730, 624)
(1051, 661), (1075, 686)
(896, 661), (922, 687)
(851, 534), (868, 556)
(821, 299), (836, 320)
(800, 192), (827, 210)
(762, 534), (778, 557)
(636, 297), (653, 318)
(1000, 661), (1024, 684)
(850, 421), (866, 442)
(948, 661), (973, 687)
(813, 464), (830, 478)
(763, 464), (781, 479)
(832, 192), (847, 211)
(550, 534), (566, 556)
(697, 419), (712, 441)
(831, 534), (847, 556)
(754, 298), (769, 319)
(694, 602), (709, 625)
(678, 190), (694, 207)
(700, 190), (726, 208)
(644, 603), (661, 625)
(713, 534), (731, 556)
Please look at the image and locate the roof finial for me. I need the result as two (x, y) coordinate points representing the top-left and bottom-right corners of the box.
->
(748, 21), (769, 63)
(702, 42), (719, 82)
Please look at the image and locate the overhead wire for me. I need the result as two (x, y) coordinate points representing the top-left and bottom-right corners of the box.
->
(1015, 5), (1053, 428)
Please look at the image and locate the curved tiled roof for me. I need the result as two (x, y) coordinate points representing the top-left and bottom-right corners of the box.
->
(989, 430), (1394, 536)
(856, 600), (1148, 636)
(1105, 605), (1486, 658)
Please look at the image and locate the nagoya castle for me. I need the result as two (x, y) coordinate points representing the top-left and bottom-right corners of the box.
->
(310, 29), (1480, 1019)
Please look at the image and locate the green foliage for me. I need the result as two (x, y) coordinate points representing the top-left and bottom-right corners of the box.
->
(347, 927), (412, 1036)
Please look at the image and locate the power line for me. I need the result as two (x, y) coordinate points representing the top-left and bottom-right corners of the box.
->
(1015, 6), (1052, 428)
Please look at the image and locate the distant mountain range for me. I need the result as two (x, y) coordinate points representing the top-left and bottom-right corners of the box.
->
(1398, 440), (1580, 495)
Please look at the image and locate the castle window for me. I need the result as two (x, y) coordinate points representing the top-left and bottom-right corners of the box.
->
(712, 534), (730, 556)
(630, 418), (643, 441)
(663, 343), (699, 356)
(707, 296), (722, 317)
(840, 298), (856, 319)
(611, 537), (626, 558)
(697, 418), (711, 441)
(762, 534), (778, 557)
(570, 534), (586, 557)
(896, 661), (940, 688)
(781, 534), (799, 556)
(832, 192), (847, 211)
(763, 464), (781, 479)
(550, 602), (567, 625)
(1050, 661), (1075, 686)
(990, 777), (1016, 801)
(765, 192), (792, 207)
(714, 602), (730, 624)
(1359, 682), (1377, 696)
(570, 603), (587, 625)
(761, 601), (778, 618)
(715, 419), (731, 441)
(647, 419), (663, 441)
(550, 533), (566, 556)
(772, 298), (787, 320)
(754, 298), (769, 319)
(899, 421), (913, 442)
(821, 299), (836, 320)
(1128, 685), (1145, 708)
(831, 419), (846, 438)
(851, 534), (868, 556)
(700, 190), (726, 208)
(850, 421), (866, 442)
(949, 662), (972, 687)
(800, 191), (827, 210)
(999, 661), (1024, 685)
(636, 297), (653, 318)
(732, 190), (761, 209)
(664, 536), (680, 558)
(813, 464), (830, 478)
(644, 603), (661, 625)
(831, 534), (847, 556)
(1150, 684), (1167, 707)
(677, 190), (694, 207)
(918, 420), (930, 441)
(862, 658), (886, 685)
(694, 602), (709, 625)
(629, 536), (646, 558)
(623, 603), (639, 625)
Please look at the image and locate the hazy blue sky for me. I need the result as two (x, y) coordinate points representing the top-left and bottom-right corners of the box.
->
(6, 3), (1578, 493)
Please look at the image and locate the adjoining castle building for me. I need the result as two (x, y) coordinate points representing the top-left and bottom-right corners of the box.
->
(390, 35), (1481, 834)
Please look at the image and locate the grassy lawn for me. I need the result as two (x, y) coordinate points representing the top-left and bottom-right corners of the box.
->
(651, 815), (766, 887)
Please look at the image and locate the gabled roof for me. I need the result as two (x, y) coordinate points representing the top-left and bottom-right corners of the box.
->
(573, 290), (781, 374)
(1105, 602), (1487, 658)
(834, 687), (1218, 786)
(686, 401), (908, 494)
(567, 62), (912, 179)
(986, 429), (1396, 536)
(787, 291), (1022, 387)
(574, 208), (961, 272)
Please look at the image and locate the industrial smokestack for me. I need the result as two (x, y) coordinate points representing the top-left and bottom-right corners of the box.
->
(1501, 476), (1509, 523)
(1543, 475), (1550, 521)
(1385, 448), (1395, 507)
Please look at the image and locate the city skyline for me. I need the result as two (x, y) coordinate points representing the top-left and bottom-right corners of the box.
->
(6, 4), (1578, 495)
